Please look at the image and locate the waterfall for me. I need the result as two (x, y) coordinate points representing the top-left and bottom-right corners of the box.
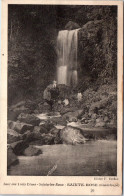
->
(56, 29), (80, 86)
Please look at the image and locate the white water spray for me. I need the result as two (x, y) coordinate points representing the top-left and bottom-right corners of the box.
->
(56, 29), (80, 86)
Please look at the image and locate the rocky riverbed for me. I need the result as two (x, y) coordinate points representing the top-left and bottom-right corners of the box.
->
(7, 88), (117, 176)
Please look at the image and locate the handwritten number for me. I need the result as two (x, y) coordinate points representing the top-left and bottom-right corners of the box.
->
(91, 189), (94, 192)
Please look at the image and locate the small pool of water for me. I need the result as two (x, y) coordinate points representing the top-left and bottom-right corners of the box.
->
(8, 140), (117, 176)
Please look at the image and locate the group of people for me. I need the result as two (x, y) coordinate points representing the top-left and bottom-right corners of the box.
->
(43, 80), (82, 110)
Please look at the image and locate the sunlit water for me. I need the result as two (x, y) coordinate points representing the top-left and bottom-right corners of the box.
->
(8, 140), (117, 176)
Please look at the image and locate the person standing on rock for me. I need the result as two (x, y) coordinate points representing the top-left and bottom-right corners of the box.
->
(43, 80), (59, 110)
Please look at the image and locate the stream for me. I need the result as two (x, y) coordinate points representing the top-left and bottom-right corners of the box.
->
(8, 140), (117, 176)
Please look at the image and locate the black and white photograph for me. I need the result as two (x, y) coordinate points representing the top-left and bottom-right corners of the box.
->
(7, 4), (118, 177)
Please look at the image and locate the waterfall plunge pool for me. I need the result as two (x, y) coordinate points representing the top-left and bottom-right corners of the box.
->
(8, 140), (117, 176)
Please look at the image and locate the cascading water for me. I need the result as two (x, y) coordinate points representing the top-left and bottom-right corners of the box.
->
(56, 29), (80, 86)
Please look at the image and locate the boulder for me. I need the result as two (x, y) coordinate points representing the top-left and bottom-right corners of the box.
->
(95, 121), (106, 128)
(25, 100), (37, 111)
(10, 101), (26, 109)
(40, 122), (54, 133)
(63, 110), (83, 122)
(96, 118), (104, 123)
(50, 116), (67, 126)
(91, 113), (97, 119)
(7, 129), (22, 144)
(8, 121), (34, 134)
(50, 127), (59, 135)
(42, 133), (55, 145)
(49, 127), (62, 144)
(10, 140), (29, 155)
(7, 147), (18, 168)
(104, 116), (109, 122)
(22, 130), (32, 140)
(89, 98), (109, 113)
(63, 99), (69, 106)
(22, 129), (42, 142)
(8, 109), (20, 121)
(23, 146), (42, 156)
(9, 101), (28, 119)
(65, 21), (80, 30)
(37, 102), (51, 113)
(107, 120), (117, 129)
(60, 107), (76, 115)
(60, 126), (86, 145)
(17, 113), (40, 126)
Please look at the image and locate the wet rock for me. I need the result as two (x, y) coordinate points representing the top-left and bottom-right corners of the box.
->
(40, 122), (54, 133)
(60, 107), (75, 115)
(22, 129), (42, 142)
(7, 147), (18, 168)
(34, 109), (39, 114)
(49, 127), (62, 144)
(63, 110), (83, 122)
(58, 100), (62, 104)
(39, 126), (48, 134)
(47, 111), (60, 116)
(107, 120), (117, 128)
(91, 113), (97, 119)
(22, 130), (32, 140)
(25, 100), (37, 111)
(50, 116), (67, 126)
(95, 121), (106, 127)
(106, 134), (117, 140)
(7, 129), (22, 144)
(65, 21), (80, 30)
(96, 118), (104, 123)
(8, 109), (20, 121)
(17, 113), (40, 126)
(63, 99), (69, 106)
(9, 101), (28, 118)
(37, 102), (51, 113)
(104, 116), (109, 122)
(52, 102), (63, 112)
(11, 101), (26, 109)
(34, 126), (41, 132)
(81, 117), (89, 124)
(50, 127), (59, 135)
(42, 133), (55, 145)
(89, 98), (109, 112)
(10, 140), (29, 155)
(57, 84), (72, 99)
(60, 126), (86, 145)
(23, 146), (42, 156)
(8, 121), (34, 134)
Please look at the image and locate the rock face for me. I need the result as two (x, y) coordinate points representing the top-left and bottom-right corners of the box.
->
(7, 147), (18, 168)
(40, 122), (54, 133)
(23, 146), (42, 156)
(7, 129), (22, 144)
(63, 110), (83, 122)
(50, 116), (67, 126)
(65, 21), (80, 30)
(8, 121), (34, 134)
(11, 140), (29, 155)
(17, 113), (40, 126)
(60, 126), (86, 145)
(22, 130), (42, 143)
(37, 103), (51, 113)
